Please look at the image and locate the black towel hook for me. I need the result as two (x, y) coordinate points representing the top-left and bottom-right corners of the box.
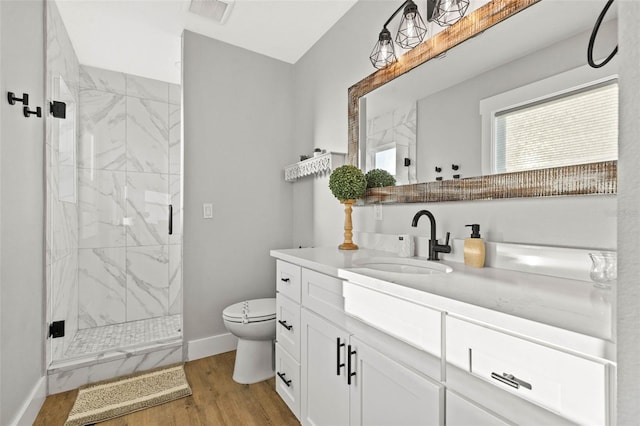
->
(588, 0), (618, 68)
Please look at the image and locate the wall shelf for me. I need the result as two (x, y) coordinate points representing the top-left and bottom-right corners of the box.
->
(284, 152), (346, 182)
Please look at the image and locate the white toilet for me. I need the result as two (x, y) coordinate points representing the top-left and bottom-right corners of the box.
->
(222, 297), (276, 384)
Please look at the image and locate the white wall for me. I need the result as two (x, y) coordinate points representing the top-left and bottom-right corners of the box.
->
(293, 0), (617, 251)
(182, 31), (294, 344)
(0, 0), (46, 423)
(617, 0), (640, 422)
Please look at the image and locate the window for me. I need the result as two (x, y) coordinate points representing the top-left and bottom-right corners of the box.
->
(375, 147), (397, 175)
(493, 80), (618, 174)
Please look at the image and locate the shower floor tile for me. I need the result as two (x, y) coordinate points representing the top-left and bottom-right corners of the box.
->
(65, 315), (182, 358)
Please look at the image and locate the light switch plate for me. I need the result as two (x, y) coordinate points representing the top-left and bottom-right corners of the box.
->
(203, 203), (213, 219)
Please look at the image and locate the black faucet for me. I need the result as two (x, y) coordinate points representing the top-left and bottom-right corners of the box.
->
(411, 210), (451, 261)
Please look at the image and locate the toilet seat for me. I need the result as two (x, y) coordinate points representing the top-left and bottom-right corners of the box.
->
(222, 298), (276, 323)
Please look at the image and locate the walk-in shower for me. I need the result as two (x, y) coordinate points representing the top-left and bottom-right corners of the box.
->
(45, 1), (183, 392)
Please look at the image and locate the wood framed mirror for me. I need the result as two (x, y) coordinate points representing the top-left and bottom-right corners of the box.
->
(348, 0), (617, 204)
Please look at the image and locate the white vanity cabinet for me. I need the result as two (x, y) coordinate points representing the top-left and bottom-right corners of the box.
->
(272, 248), (614, 426)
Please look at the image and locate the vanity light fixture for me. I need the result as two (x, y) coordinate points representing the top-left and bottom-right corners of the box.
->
(370, 0), (470, 70)
(370, 0), (427, 69)
(430, 0), (470, 27)
(396, 0), (428, 49)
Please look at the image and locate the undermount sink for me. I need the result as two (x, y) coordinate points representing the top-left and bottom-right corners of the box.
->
(352, 257), (453, 275)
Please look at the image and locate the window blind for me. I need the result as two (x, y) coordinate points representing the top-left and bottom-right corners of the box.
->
(494, 81), (618, 174)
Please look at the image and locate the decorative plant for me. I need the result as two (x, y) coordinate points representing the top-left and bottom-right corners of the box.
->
(328, 165), (366, 250)
(365, 169), (396, 189)
(329, 165), (367, 201)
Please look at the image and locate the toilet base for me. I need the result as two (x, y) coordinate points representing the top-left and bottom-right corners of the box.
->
(232, 338), (275, 384)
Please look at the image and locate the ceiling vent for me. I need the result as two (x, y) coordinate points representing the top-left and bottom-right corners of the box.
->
(189, 0), (235, 25)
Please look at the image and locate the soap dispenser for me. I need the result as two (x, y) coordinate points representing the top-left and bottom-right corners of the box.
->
(464, 224), (485, 268)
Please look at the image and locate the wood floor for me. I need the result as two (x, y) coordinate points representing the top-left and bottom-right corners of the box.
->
(34, 351), (299, 426)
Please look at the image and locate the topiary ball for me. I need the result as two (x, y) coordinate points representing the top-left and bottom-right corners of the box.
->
(365, 169), (396, 189)
(329, 165), (367, 201)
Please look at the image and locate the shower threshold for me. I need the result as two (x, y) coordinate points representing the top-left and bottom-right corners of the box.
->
(62, 314), (182, 361)
(47, 315), (184, 393)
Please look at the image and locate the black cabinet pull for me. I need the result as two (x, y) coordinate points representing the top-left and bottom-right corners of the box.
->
(347, 344), (357, 385)
(280, 277), (290, 283)
(336, 338), (345, 375)
(491, 372), (532, 390)
(278, 320), (293, 331)
(168, 204), (173, 235)
(277, 372), (292, 387)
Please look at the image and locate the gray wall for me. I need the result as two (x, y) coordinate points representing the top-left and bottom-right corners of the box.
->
(293, 1), (393, 249)
(182, 31), (294, 342)
(0, 0), (45, 423)
(293, 0), (617, 251)
(617, 1), (640, 422)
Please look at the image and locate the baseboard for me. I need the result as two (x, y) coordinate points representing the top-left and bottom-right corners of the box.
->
(187, 333), (238, 361)
(11, 375), (46, 426)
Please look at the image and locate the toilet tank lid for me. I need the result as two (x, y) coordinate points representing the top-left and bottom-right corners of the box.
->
(223, 297), (276, 320)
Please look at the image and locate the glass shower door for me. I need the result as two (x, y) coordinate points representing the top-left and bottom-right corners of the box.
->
(47, 74), (79, 364)
(45, 0), (182, 372)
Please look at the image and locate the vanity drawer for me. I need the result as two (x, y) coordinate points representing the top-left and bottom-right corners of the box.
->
(343, 282), (442, 358)
(276, 294), (300, 361)
(275, 343), (301, 420)
(276, 260), (301, 303)
(446, 316), (611, 426)
(301, 268), (344, 319)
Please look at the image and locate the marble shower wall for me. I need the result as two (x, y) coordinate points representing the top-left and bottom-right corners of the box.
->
(366, 103), (417, 185)
(77, 65), (182, 330)
(46, 0), (81, 361)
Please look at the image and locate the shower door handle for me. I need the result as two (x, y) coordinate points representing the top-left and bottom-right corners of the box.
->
(168, 204), (173, 235)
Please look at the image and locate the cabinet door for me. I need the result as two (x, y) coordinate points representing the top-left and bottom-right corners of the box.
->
(349, 337), (444, 426)
(301, 309), (350, 426)
(446, 391), (513, 426)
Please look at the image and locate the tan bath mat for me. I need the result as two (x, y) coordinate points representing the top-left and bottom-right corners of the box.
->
(65, 363), (192, 426)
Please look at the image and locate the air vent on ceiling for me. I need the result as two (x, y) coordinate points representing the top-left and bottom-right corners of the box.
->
(189, 0), (235, 25)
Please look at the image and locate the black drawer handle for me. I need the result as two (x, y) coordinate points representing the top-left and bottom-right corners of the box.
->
(280, 277), (290, 283)
(336, 338), (345, 375)
(278, 320), (293, 331)
(277, 371), (292, 387)
(491, 372), (532, 390)
(347, 344), (357, 385)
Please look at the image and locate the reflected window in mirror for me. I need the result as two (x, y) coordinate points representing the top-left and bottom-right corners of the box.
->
(375, 147), (397, 175)
(494, 80), (618, 174)
(480, 64), (618, 176)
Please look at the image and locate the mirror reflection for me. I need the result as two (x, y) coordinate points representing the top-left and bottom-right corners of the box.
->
(360, 0), (618, 185)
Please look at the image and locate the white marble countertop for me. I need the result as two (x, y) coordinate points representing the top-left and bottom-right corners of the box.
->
(270, 246), (614, 362)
